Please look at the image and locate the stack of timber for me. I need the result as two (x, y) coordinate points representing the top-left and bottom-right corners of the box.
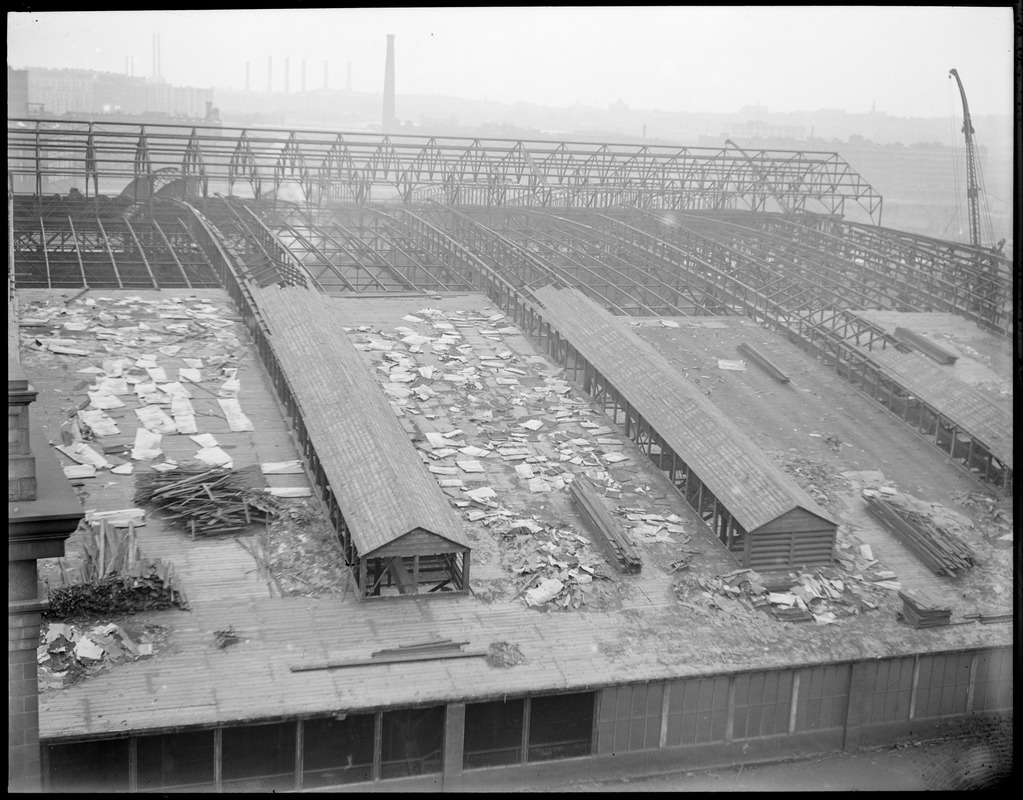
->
(570, 476), (642, 573)
(134, 465), (280, 537)
(898, 589), (951, 628)
(863, 494), (978, 578)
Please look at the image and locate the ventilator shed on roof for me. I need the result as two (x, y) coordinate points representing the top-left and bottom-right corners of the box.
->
(868, 348), (1012, 471)
(532, 285), (836, 570)
(255, 284), (469, 597)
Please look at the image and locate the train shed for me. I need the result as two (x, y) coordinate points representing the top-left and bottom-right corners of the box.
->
(254, 283), (471, 597)
(531, 285), (838, 570)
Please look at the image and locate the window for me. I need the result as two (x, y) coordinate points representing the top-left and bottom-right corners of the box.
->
(302, 714), (375, 787)
(47, 738), (129, 792)
(527, 692), (595, 762)
(221, 722), (296, 792)
(137, 729), (215, 792)
(463, 699), (525, 769)
(380, 706), (444, 779)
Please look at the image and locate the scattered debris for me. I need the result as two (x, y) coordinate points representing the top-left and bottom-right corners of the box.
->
(38, 621), (162, 691)
(214, 627), (242, 649)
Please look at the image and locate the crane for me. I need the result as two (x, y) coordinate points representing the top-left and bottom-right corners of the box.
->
(948, 68), (982, 249)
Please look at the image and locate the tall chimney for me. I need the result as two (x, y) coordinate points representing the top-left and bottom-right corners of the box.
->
(246, 61), (251, 92)
(285, 57), (290, 93)
(268, 56), (273, 93)
(346, 61), (352, 92)
(152, 34), (157, 81)
(383, 34), (396, 131)
(125, 55), (130, 76)
(157, 34), (161, 81)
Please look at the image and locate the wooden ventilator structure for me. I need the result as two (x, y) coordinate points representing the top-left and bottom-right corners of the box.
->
(253, 283), (470, 598)
(532, 285), (837, 571)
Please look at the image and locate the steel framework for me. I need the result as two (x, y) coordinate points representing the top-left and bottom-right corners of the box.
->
(8, 119), (884, 221)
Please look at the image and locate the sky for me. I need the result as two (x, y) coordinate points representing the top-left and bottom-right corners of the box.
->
(7, 7), (1016, 118)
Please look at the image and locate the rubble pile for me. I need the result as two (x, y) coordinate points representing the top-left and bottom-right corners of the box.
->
(499, 518), (615, 611)
(45, 518), (188, 618)
(674, 566), (882, 624)
(37, 621), (161, 691)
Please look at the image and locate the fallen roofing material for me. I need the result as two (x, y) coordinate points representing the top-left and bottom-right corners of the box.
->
(532, 285), (836, 544)
(253, 284), (469, 562)
(867, 347), (1012, 469)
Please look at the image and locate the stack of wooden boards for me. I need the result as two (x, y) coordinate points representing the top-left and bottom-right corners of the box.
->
(135, 465), (280, 537)
(863, 493), (978, 577)
(569, 476), (642, 573)
(898, 589), (951, 628)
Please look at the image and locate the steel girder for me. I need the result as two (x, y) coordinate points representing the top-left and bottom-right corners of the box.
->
(8, 119), (884, 221)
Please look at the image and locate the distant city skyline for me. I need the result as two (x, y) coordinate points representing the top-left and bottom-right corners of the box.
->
(7, 8), (1015, 119)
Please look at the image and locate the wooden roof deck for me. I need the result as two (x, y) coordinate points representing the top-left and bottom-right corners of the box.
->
(253, 284), (468, 556)
(869, 348), (1013, 468)
(22, 289), (1010, 743)
(532, 285), (835, 533)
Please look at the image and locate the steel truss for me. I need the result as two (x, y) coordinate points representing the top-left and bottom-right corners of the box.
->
(8, 119), (883, 220)
(10, 196), (219, 289)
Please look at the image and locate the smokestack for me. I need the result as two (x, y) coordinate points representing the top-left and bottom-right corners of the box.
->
(301, 58), (306, 92)
(156, 34), (161, 81)
(130, 56), (135, 78)
(152, 34), (157, 81)
(125, 55), (130, 76)
(246, 61), (250, 92)
(323, 60), (329, 90)
(268, 56), (273, 93)
(285, 57), (290, 93)
(383, 34), (396, 131)
(346, 61), (352, 92)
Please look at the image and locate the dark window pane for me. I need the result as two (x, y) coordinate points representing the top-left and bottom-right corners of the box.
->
(47, 738), (130, 792)
(463, 699), (525, 769)
(221, 722), (296, 792)
(380, 706), (444, 780)
(302, 714), (375, 787)
(528, 693), (595, 762)
(137, 729), (215, 792)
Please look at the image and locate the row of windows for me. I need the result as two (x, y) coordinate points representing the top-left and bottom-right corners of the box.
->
(46, 692), (596, 792)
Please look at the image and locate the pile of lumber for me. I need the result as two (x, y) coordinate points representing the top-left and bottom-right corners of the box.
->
(570, 476), (642, 573)
(134, 465), (280, 537)
(864, 494), (978, 577)
(898, 589), (951, 629)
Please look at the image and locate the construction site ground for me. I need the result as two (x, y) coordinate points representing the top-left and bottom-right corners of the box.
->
(17, 288), (1012, 740)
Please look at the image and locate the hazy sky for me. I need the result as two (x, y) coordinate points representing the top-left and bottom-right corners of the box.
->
(7, 7), (1015, 117)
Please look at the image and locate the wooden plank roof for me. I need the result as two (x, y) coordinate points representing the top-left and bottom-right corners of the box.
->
(254, 284), (468, 555)
(868, 348), (1012, 469)
(532, 285), (836, 533)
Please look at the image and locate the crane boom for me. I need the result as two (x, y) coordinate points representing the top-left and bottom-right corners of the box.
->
(949, 68), (981, 248)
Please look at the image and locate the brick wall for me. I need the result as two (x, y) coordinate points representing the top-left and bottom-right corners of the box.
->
(8, 601), (46, 791)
